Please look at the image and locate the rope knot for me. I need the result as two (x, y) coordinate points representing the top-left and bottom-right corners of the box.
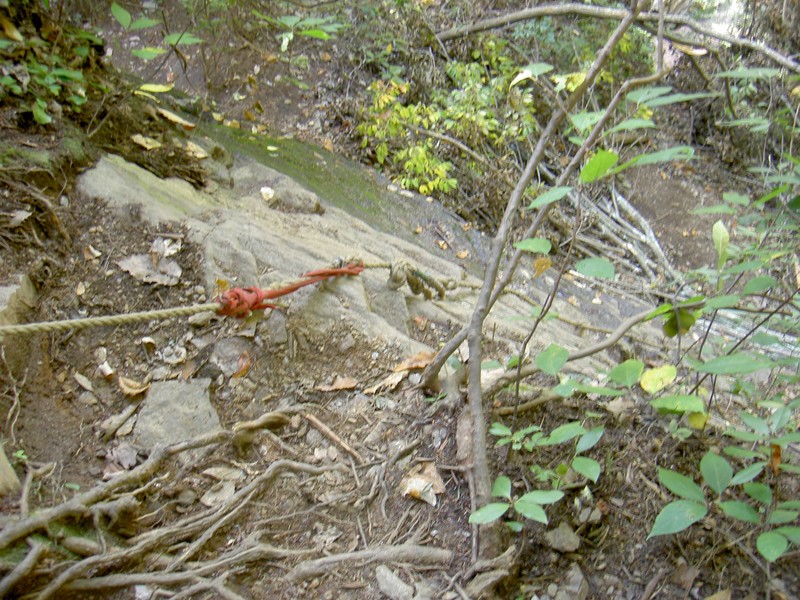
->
(215, 287), (277, 318)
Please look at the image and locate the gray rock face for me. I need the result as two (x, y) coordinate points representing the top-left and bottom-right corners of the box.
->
(134, 379), (221, 463)
(76, 152), (628, 379)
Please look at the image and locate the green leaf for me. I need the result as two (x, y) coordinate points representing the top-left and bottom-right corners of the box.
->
(32, 101), (52, 125)
(567, 381), (626, 396)
(691, 204), (737, 215)
(576, 426), (604, 454)
(492, 476), (512, 500)
(658, 468), (705, 502)
(513, 498), (549, 524)
(640, 365), (677, 394)
(662, 309), (697, 337)
(513, 238), (552, 254)
(111, 2), (132, 29)
(756, 531), (789, 562)
(575, 257), (615, 279)
(131, 47), (167, 60)
(580, 149), (619, 183)
(739, 411), (769, 435)
(489, 422), (512, 437)
(700, 451), (733, 495)
(164, 32), (203, 45)
(510, 63), (554, 87)
(481, 359), (503, 370)
(528, 186), (572, 209)
(743, 482), (772, 505)
(646, 92), (719, 107)
(571, 110), (605, 133)
(692, 352), (775, 375)
(773, 526), (800, 544)
(742, 275), (776, 295)
(722, 192), (750, 206)
(608, 359), (644, 388)
(645, 303), (674, 321)
(647, 500), (707, 538)
(651, 394), (705, 414)
(130, 17), (160, 30)
(572, 456), (601, 482)
(607, 118), (655, 133)
(730, 462), (767, 485)
(767, 510), (799, 525)
(703, 294), (740, 311)
(712, 220), (729, 270)
(626, 85), (672, 104)
(723, 446), (766, 460)
(507, 521), (523, 533)
(542, 421), (586, 445)
(298, 29), (332, 40)
(469, 502), (510, 524)
(715, 67), (781, 79)
(773, 432), (800, 445)
(613, 146), (694, 173)
(518, 490), (564, 505)
(535, 344), (569, 376)
(719, 500), (761, 524)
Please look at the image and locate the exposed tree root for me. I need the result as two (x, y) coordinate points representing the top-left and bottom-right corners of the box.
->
(286, 543), (453, 581)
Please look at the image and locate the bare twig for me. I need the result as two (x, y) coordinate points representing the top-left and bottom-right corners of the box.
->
(0, 540), (46, 598)
(436, 3), (800, 73)
(286, 543), (453, 581)
(303, 411), (365, 464)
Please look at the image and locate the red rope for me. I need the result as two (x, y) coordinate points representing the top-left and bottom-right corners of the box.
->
(214, 262), (364, 318)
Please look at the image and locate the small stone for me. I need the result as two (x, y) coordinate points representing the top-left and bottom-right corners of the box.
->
(545, 521), (581, 553)
(375, 565), (413, 600)
(547, 583), (558, 596)
(555, 563), (589, 600)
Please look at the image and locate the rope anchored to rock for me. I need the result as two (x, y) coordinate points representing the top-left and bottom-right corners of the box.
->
(0, 262), (365, 336)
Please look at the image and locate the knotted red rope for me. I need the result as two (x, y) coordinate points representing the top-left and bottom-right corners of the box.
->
(214, 262), (364, 318)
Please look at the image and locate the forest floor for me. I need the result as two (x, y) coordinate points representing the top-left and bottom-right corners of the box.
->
(0, 2), (798, 600)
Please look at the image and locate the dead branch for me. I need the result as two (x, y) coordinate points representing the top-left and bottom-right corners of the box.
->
(61, 542), (314, 593)
(286, 543), (453, 581)
(34, 459), (340, 600)
(435, 3), (800, 73)
(462, 5), (641, 561)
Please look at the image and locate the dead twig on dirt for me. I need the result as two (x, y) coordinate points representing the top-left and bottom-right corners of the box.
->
(303, 411), (365, 464)
(60, 541), (314, 594)
(286, 543), (453, 581)
(19, 462), (56, 519)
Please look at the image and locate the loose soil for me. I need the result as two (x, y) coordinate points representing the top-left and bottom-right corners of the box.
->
(1, 3), (798, 600)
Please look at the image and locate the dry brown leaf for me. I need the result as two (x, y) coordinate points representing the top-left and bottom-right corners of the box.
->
(399, 462), (446, 506)
(131, 134), (162, 150)
(363, 371), (405, 395)
(456, 250), (469, 259)
(231, 351), (252, 378)
(393, 350), (436, 372)
(223, 119), (241, 129)
(119, 376), (150, 397)
(322, 138), (334, 152)
(317, 375), (358, 392)
(703, 591), (731, 600)
(437, 240), (448, 250)
(185, 141), (209, 159)
(0, 16), (24, 42)
(156, 107), (196, 130)
(534, 257), (552, 278)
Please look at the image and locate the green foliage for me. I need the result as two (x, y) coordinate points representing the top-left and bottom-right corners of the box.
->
(487, 419), (605, 497)
(649, 441), (800, 563)
(110, 2), (202, 61)
(252, 11), (347, 53)
(0, 14), (98, 124)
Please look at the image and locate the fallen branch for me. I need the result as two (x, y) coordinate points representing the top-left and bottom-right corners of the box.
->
(435, 3), (800, 73)
(286, 543), (453, 581)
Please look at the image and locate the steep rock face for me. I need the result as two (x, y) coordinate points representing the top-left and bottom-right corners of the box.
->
(77, 152), (611, 372)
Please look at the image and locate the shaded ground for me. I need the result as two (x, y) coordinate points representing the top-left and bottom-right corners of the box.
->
(1, 3), (798, 600)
